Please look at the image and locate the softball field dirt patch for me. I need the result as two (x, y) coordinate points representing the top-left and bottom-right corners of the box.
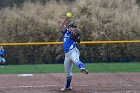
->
(0, 73), (140, 93)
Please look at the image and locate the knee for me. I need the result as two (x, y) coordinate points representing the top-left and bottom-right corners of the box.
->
(66, 72), (72, 77)
(72, 58), (79, 63)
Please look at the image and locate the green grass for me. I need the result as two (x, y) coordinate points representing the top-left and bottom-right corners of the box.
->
(0, 62), (140, 74)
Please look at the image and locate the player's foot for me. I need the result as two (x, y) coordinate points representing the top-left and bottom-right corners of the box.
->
(80, 68), (88, 74)
(61, 87), (72, 92)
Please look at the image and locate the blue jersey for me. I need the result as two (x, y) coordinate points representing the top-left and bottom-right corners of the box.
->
(0, 49), (4, 57)
(62, 29), (76, 53)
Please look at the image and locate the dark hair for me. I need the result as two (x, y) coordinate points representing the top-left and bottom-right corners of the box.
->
(68, 21), (77, 28)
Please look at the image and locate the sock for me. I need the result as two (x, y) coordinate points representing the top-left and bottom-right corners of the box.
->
(76, 61), (85, 69)
(65, 76), (72, 88)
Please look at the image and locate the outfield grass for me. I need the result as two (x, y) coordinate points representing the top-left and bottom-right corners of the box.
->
(0, 63), (140, 74)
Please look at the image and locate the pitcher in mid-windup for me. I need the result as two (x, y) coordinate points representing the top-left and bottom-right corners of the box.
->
(60, 12), (88, 92)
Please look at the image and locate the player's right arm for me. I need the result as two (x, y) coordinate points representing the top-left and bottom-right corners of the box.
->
(60, 17), (68, 32)
(60, 12), (72, 32)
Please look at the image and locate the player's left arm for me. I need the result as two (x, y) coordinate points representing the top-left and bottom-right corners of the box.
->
(75, 28), (81, 43)
(69, 28), (81, 43)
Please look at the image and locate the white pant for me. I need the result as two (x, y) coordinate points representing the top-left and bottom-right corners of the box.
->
(0, 56), (5, 64)
(64, 48), (80, 77)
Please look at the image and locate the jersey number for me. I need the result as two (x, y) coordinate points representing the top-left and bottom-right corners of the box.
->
(64, 38), (67, 42)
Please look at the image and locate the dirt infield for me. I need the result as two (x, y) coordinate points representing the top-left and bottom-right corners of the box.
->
(0, 73), (140, 93)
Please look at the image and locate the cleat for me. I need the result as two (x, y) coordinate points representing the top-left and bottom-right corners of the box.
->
(80, 68), (88, 74)
(61, 87), (72, 92)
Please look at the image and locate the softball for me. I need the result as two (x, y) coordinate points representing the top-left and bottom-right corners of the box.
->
(66, 12), (72, 18)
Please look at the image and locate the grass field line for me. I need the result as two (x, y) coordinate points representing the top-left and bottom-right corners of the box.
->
(0, 85), (90, 89)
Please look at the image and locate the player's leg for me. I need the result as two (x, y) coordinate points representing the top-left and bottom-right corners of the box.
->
(61, 53), (73, 92)
(0, 57), (5, 68)
(70, 48), (88, 74)
(1, 58), (5, 68)
(64, 60), (73, 88)
(70, 48), (84, 68)
(0, 58), (1, 68)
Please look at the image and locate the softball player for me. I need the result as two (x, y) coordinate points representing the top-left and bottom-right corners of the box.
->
(60, 13), (88, 92)
(0, 46), (5, 68)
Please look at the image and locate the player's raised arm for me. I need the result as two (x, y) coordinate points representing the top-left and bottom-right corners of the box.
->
(60, 12), (72, 31)
(60, 17), (68, 31)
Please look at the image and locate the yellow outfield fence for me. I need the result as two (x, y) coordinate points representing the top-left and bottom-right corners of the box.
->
(0, 40), (140, 46)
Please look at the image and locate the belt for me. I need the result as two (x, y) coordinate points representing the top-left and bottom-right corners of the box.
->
(65, 48), (75, 53)
(70, 48), (73, 50)
(70, 47), (76, 51)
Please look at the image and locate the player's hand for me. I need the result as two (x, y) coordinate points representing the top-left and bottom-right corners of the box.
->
(66, 12), (72, 18)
